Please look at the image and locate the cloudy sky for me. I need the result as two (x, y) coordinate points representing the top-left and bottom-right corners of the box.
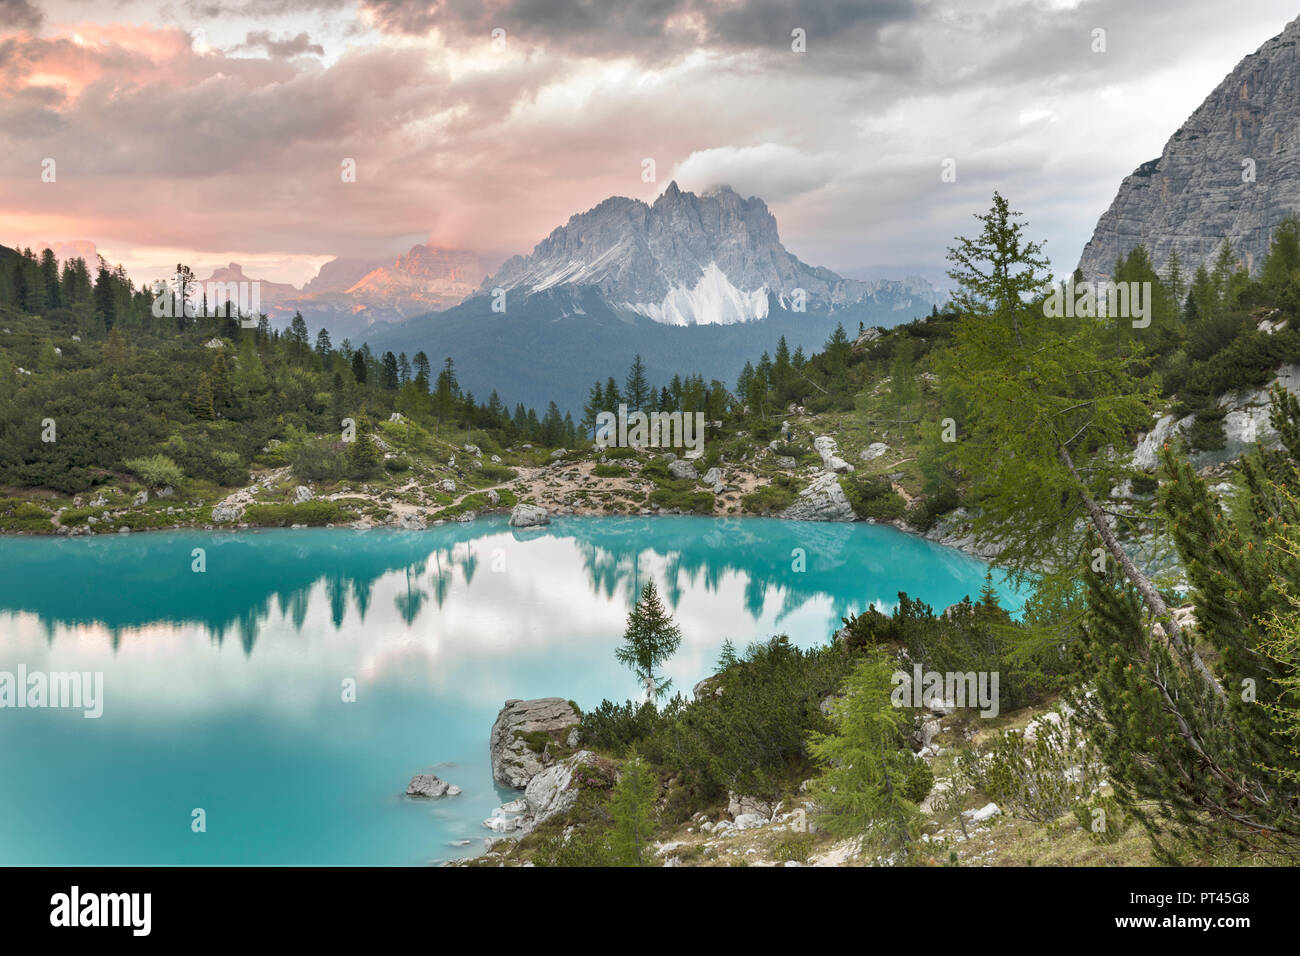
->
(2, 0), (1298, 288)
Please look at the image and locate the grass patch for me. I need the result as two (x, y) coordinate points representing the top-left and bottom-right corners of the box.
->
(741, 477), (799, 514)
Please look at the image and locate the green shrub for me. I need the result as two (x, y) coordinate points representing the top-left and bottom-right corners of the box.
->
(479, 462), (517, 482)
(592, 463), (629, 478)
(1185, 406), (1227, 451)
(906, 486), (959, 532)
(579, 699), (669, 752)
(649, 486), (714, 514)
(741, 476), (798, 514)
(770, 832), (816, 864)
(0, 498), (51, 532)
(840, 474), (906, 521)
(1072, 794), (1130, 845)
(838, 589), (1066, 714)
(122, 454), (184, 489)
(902, 757), (934, 804)
(241, 500), (350, 526)
(958, 716), (1104, 824)
(1129, 473), (1160, 496)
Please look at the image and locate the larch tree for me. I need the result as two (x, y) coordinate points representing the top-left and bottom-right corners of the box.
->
(941, 192), (1219, 695)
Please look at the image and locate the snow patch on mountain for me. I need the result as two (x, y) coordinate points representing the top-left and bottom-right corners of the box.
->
(627, 262), (769, 326)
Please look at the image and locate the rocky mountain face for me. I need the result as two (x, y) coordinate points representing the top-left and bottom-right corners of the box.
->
(365, 184), (943, 413)
(346, 243), (483, 312)
(482, 181), (939, 325)
(301, 256), (385, 295)
(201, 263), (298, 306)
(226, 243), (485, 339)
(1079, 16), (1300, 279)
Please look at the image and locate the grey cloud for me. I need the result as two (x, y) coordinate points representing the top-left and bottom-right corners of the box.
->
(1, 0), (44, 33)
(234, 30), (326, 58)
(361, 0), (923, 70)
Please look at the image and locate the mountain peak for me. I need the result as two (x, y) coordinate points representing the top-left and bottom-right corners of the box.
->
(1080, 17), (1300, 278)
(477, 183), (900, 326)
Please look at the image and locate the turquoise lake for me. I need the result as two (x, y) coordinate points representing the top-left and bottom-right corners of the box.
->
(0, 516), (1021, 865)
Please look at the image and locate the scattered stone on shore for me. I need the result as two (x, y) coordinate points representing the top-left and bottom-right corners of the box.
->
(293, 485), (313, 504)
(212, 488), (256, 523)
(508, 503), (550, 529)
(782, 472), (855, 522)
(668, 458), (698, 481)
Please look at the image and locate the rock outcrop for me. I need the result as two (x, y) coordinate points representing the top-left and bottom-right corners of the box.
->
(489, 697), (581, 789)
(861, 442), (889, 462)
(782, 472), (856, 522)
(668, 458), (699, 482)
(211, 488), (256, 523)
(813, 436), (854, 474)
(509, 503), (550, 528)
(483, 751), (611, 836)
(1079, 16), (1300, 278)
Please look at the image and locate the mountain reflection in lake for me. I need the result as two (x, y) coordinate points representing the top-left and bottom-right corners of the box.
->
(0, 516), (1019, 864)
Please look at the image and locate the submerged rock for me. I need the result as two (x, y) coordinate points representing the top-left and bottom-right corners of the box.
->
(406, 774), (461, 798)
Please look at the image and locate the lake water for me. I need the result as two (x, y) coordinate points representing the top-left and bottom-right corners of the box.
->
(0, 516), (1020, 865)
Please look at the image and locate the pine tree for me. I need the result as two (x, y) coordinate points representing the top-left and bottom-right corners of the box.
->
(773, 335), (793, 401)
(582, 380), (605, 438)
(604, 376), (622, 409)
(288, 312), (310, 356)
(190, 372), (215, 420)
(615, 580), (682, 703)
(889, 336), (918, 420)
(39, 249), (60, 309)
(609, 749), (657, 867)
(346, 413), (381, 477)
(434, 357), (459, 420)
(1074, 391), (1300, 859)
(93, 263), (116, 331)
(413, 352), (432, 392)
(381, 351), (400, 390)
(624, 354), (650, 412)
